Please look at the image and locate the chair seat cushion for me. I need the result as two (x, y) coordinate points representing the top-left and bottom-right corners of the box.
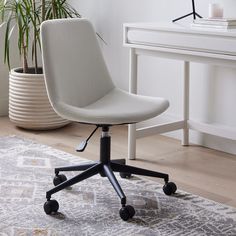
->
(56, 88), (169, 125)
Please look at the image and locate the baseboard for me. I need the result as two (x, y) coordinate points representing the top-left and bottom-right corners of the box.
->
(0, 97), (8, 116)
(138, 114), (236, 156)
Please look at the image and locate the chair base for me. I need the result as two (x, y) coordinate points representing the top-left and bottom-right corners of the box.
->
(44, 126), (177, 221)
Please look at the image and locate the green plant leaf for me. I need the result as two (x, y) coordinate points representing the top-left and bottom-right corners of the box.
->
(1, 0), (82, 72)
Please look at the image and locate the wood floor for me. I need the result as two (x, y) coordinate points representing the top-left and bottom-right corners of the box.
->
(1, 117), (236, 208)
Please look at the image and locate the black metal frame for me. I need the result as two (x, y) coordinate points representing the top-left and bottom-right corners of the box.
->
(46, 126), (169, 207)
(172, 0), (202, 22)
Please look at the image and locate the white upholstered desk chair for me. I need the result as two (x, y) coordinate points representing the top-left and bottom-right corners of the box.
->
(40, 18), (177, 221)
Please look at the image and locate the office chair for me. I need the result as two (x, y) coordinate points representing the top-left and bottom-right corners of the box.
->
(40, 18), (177, 221)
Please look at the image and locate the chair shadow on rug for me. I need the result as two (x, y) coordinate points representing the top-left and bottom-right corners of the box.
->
(40, 18), (177, 221)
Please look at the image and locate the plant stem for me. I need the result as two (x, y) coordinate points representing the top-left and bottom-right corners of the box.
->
(52, 0), (56, 18)
(33, 0), (38, 74)
(23, 45), (28, 73)
(22, 29), (28, 73)
(42, 0), (45, 21)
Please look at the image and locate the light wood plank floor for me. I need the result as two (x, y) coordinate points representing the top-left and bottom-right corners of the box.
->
(1, 117), (236, 208)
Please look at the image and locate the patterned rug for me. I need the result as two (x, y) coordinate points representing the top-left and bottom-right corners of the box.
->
(0, 136), (236, 236)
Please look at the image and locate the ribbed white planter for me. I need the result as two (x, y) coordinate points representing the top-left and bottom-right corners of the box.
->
(9, 68), (70, 130)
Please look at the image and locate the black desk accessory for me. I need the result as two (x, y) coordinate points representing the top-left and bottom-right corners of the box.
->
(173, 0), (202, 22)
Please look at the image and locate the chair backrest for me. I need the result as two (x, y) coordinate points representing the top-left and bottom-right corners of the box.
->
(40, 18), (115, 110)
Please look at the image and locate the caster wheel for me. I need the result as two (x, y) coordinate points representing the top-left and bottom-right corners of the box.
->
(44, 199), (59, 215)
(53, 174), (67, 186)
(119, 205), (135, 221)
(120, 172), (132, 179)
(163, 182), (177, 195)
(126, 205), (135, 218)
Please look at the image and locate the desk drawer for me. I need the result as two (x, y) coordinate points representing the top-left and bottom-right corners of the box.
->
(127, 29), (236, 56)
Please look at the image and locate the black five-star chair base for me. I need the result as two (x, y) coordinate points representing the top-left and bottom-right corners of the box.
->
(44, 126), (177, 221)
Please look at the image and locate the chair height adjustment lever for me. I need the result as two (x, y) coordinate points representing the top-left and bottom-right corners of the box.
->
(76, 126), (99, 152)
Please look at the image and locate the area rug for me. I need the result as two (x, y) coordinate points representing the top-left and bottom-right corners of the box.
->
(0, 136), (236, 236)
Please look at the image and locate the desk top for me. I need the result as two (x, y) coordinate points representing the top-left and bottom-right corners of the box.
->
(124, 22), (236, 38)
(124, 22), (236, 58)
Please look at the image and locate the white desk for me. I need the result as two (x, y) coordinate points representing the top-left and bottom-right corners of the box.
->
(123, 22), (236, 160)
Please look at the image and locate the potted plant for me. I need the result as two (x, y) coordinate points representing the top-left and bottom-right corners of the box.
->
(0, 0), (80, 130)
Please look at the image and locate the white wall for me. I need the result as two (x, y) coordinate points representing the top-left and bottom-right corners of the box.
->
(0, 24), (9, 116)
(71, 0), (236, 154)
(0, 23), (20, 116)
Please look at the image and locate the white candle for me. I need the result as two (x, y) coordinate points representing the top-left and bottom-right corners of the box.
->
(209, 3), (224, 18)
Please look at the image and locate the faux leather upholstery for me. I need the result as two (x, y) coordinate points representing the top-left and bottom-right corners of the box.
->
(40, 18), (169, 125)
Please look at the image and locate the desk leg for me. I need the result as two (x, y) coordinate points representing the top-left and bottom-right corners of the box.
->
(128, 48), (138, 160)
(182, 61), (190, 146)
